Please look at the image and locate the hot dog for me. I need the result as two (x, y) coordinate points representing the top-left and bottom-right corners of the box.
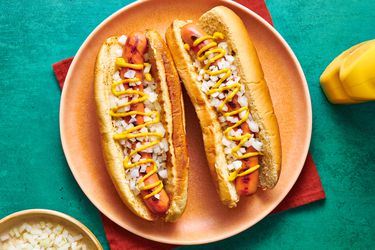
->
(95, 30), (189, 221)
(166, 6), (281, 207)
(181, 24), (259, 197)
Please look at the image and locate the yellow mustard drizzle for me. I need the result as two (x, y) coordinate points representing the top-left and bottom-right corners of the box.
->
(110, 58), (163, 199)
(188, 32), (261, 182)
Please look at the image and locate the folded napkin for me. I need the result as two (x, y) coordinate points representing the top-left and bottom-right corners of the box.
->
(53, 0), (325, 249)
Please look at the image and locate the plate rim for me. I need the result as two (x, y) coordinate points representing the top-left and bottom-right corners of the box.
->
(60, 0), (312, 245)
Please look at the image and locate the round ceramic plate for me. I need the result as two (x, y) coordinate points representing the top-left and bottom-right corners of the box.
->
(0, 209), (102, 249)
(60, 0), (311, 245)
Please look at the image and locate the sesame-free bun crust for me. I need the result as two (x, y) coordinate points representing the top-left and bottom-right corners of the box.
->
(94, 31), (188, 221)
(166, 6), (281, 207)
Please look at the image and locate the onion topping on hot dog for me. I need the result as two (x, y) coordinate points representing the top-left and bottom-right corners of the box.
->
(110, 32), (170, 213)
(96, 30), (188, 221)
(166, 6), (281, 207)
(181, 24), (262, 196)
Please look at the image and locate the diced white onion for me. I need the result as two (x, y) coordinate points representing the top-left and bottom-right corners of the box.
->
(115, 48), (123, 57)
(227, 162), (235, 171)
(244, 138), (252, 148)
(144, 116), (152, 122)
(140, 127), (148, 133)
(130, 180), (136, 190)
(135, 142), (142, 150)
(161, 138), (169, 151)
(143, 64), (151, 74)
(201, 82), (209, 93)
(140, 165), (147, 173)
(132, 154), (141, 162)
(251, 138), (263, 151)
(0, 234), (10, 242)
(222, 137), (231, 147)
(113, 71), (121, 82)
(130, 168), (139, 178)
(0, 221), (87, 249)
(154, 124), (166, 137)
(232, 160), (242, 170)
(239, 110), (247, 119)
(209, 65), (218, 72)
(238, 96), (248, 107)
(126, 123), (134, 130)
(158, 169), (168, 179)
(73, 235), (83, 242)
(224, 147), (232, 154)
(117, 97), (128, 106)
(218, 42), (229, 53)
(129, 137), (136, 143)
(120, 120), (127, 128)
(148, 92), (157, 103)
(210, 98), (221, 108)
(118, 84), (125, 92)
(225, 55), (235, 63)
(153, 146), (161, 154)
(226, 116), (239, 123)
(118, 35), (127, 45)
(247, 120), (259, 133)
(124, 69), (136, 79)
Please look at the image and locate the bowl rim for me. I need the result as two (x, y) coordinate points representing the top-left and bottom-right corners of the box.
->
(0, 209), (103, 250)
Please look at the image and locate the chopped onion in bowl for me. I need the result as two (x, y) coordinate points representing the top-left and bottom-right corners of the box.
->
(0, 221), (87, 250)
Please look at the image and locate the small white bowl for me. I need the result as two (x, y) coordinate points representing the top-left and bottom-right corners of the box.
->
(0, 209), (103, 249)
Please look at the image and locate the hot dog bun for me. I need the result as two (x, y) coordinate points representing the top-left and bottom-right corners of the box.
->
(95, 30), (188, 221)
(166, 6), (281, 207)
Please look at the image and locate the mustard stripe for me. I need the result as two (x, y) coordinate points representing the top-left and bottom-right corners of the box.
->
(195, 32), (260, 181)
(116, 58), (144, 69)
(237, 165), (260, 177)
(110, 59), (164, 200)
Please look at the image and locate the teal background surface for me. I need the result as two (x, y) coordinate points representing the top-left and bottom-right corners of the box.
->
(0, 0), (374, 249)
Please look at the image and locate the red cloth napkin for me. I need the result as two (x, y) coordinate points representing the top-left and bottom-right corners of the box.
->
(53, 0), (325, 249)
